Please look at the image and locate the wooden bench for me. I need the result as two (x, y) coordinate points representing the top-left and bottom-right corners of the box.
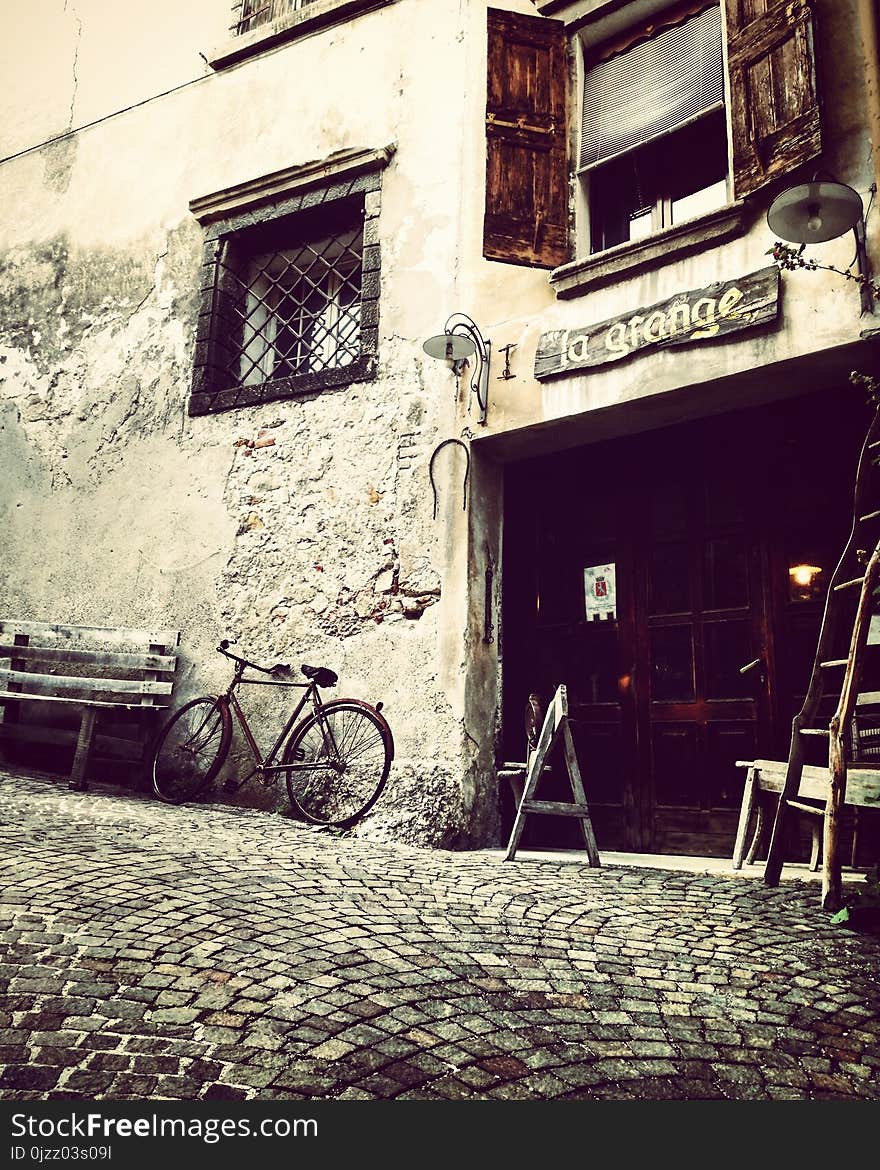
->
(0, 620), (180, 791)
(733, 758), (880, 872)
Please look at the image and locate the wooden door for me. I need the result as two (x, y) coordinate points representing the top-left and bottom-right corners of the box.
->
(634, 425), (773, 854)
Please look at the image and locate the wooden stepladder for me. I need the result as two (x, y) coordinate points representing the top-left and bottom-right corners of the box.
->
(504, 684), (600, 865)
(761, 535), (880, 909)
(758, 377), (880, 909)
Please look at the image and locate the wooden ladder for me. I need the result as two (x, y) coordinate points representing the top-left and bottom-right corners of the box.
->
(504, 684), (600, 866)
(764, 382), (880, 909)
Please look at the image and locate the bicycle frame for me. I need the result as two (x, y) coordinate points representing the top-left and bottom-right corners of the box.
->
(221, 659), (340, 788)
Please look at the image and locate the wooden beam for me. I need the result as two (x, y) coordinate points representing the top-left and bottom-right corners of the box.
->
(0, 672), (173, 696)
(0, 644), (177, 673)
(0, 621), (179, 650)
(732, 765), (758, 869)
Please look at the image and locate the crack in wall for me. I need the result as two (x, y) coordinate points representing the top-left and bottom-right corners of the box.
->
(120, 245), (170, 328)
(64, 2), (83, 131)
(461, 720), (480, 753)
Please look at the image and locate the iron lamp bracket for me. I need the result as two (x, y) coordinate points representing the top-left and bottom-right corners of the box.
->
(441, 313), (492, 425)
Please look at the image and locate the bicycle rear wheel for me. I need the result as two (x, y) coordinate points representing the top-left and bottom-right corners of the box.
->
(283, 699), (393, 827)
(151, 697), (232, 804)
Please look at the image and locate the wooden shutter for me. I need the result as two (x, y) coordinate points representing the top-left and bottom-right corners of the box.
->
(484, 8), (568, 268)
(726, 0), (821, 199)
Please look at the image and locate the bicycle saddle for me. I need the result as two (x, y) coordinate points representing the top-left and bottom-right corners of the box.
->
(301, 664), (338, 688)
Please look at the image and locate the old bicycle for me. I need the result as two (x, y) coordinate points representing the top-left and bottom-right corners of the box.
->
(149, 640), (393, 827)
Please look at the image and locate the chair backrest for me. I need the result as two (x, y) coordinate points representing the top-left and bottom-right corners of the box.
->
(525, 692), (545, 758)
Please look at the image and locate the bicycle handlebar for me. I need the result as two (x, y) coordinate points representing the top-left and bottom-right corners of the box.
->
(216, 641), (291, 677)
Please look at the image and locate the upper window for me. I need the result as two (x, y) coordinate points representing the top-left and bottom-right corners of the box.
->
(484, 2), (822, 274)
(234, 0), (318, 36)
(580, 4), (728, 253)
(212, 0), (397, 69)
(189, 147), (391, 416)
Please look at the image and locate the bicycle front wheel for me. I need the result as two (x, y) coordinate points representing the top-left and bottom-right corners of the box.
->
(283, 700), (392, 827)
(151, 697), (232, 804)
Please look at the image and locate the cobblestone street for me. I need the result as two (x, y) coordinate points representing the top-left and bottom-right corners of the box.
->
(2, 770), (879, 1102)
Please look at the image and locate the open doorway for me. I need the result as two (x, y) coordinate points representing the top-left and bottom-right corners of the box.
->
(501, 386), (870, 856)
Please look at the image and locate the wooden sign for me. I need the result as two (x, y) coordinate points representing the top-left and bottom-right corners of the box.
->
(535, 265), (780, 379)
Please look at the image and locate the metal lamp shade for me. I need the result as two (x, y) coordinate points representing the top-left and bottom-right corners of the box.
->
(423, 332), (477, 361)
(767, 180), (863, 244)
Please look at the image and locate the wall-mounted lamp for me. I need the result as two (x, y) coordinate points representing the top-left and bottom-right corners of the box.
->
(767, 179), (864, 244)
(767, 175), (873, 313)
(423, 313), (492, 425)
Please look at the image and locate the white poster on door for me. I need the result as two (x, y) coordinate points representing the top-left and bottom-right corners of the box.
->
(584, 563), (616, 621)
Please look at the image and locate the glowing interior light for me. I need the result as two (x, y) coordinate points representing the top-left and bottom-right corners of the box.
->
(789, 564), (822, 587)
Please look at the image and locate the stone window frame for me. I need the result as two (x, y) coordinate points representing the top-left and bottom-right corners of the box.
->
(188, 145), (393, 418)
(210, 0), (398, 70)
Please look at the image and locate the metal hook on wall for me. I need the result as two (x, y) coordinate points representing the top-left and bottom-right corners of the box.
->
(429, 438), (470, 520)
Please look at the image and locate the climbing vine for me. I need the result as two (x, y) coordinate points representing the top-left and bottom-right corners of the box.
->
(768, 240), (880, 301)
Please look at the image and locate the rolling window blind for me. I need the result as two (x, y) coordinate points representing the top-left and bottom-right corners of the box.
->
(580, 4), (723, 171)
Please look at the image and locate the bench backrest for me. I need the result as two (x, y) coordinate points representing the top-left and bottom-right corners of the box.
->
(0, 620), (180, 708)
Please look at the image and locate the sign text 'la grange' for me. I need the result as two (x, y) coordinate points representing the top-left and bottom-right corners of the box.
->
(534, 265), (780, 380)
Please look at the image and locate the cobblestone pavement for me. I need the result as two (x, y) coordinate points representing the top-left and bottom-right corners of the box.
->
(2, 771), (879, 1102)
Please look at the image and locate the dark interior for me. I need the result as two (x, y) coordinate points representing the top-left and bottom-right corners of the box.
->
(501, 383), (877, 858)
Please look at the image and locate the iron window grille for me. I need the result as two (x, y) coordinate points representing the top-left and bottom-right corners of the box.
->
(214, 2), (399, 69)
(191, 190), (381, 415)
(227, 221), (363, 387)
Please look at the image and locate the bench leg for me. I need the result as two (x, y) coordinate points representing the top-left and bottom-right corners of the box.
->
(744, 804), (767, 870)
(850, 808), (861, 869)
(733, 767), (758, 870)
(508, 772), (525, 809)
(69, 708), (97, 792)
(809, 821), (822, 872)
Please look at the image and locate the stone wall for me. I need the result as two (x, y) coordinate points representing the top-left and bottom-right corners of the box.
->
(0, 0), (495, 849)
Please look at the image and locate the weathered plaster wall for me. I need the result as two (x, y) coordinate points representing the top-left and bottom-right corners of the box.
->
(0, 0), (490, 848)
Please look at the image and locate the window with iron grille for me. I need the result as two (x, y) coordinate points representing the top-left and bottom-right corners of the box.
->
(230, 210), (363, 388)
(219, 0), (398, 63)
(189, 150), (389, 417)
(233, 0), (317, 37)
